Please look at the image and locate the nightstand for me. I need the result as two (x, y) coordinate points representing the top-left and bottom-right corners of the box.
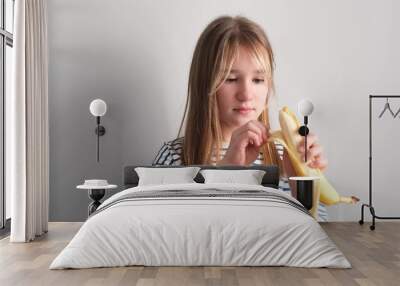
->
(77, 180), (117, 216)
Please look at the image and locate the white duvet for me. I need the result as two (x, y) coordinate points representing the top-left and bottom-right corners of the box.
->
(50, 183), (351, 269)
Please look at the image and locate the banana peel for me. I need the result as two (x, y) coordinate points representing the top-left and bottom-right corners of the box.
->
(268, 106), (359, 207)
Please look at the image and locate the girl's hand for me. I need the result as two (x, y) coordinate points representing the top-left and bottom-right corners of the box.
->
(218, 120), (269, 166)
(297, 132), (328, 171)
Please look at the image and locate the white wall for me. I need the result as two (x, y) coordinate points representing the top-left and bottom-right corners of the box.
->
(48, 0), (400, 221)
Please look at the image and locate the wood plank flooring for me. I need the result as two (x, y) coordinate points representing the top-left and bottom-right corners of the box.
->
(0, 222), (399, 286)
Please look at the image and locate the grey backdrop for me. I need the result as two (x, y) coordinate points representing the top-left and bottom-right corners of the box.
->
(48, 0), (400, 221)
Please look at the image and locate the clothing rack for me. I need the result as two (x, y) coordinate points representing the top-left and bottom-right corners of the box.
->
(359, 95), (400, 230)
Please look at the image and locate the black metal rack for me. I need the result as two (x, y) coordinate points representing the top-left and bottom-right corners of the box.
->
(359, 95), (400, 230)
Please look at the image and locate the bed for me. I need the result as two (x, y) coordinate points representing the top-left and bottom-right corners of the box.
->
(49, 165), (350, 269)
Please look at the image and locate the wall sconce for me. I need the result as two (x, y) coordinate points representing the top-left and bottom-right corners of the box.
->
(89, 99), (107, 162)
(293, 99), (316, 211)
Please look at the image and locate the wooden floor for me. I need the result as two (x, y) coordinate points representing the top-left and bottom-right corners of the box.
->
(0, 222), (399, 286)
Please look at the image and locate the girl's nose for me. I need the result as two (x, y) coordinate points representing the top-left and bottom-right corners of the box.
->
(236, 79), (254, 101)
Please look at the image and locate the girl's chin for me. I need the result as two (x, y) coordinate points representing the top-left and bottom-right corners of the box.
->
(231, 116), (257, 126)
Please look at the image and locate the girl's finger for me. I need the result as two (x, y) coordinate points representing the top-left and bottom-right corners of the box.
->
(307, 156), (328, 170)
(301, 144), (322, 162)
(251, 120), (269, 141)
(242, 120), (268, 140)
(238, 129), (263, 147)
(297, 133), (318, 152)
(236, 121), (266, 144)
(247, 120), (268, 142)
(307, 144), (323, 160)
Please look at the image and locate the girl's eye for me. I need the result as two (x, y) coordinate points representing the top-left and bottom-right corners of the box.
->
(225, 78), (265, 83)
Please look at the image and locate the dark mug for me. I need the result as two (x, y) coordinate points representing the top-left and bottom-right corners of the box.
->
(289, 177), (319, 210)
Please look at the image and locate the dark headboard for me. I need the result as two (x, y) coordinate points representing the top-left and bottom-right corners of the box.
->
(123, 165), (279, 189)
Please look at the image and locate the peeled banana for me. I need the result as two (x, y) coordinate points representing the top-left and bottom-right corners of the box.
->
(268, 106), (359, 206)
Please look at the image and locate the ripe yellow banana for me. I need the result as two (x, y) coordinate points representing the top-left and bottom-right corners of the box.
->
(268, 106), (359, 206)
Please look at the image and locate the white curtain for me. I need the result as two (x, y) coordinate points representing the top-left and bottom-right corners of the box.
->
(8, 0), (49, 242)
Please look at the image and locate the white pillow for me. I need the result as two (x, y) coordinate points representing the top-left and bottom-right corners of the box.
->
(135, 167), (201, 186)
(200, 169), (266, 185)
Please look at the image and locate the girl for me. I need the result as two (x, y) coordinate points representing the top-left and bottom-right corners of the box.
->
(152, 15), (328, 220)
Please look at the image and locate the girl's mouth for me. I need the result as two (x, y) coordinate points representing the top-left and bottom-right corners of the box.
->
(233, 108), (255, 115)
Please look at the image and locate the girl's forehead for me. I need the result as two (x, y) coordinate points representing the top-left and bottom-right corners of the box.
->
(228, 46), (267, 73)
(229, 58), (266, 74)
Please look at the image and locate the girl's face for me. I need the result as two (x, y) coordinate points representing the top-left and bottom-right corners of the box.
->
(216, 46), (269, 140)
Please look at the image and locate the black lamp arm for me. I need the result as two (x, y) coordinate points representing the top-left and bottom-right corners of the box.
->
(298, 116), (309, 163)
(94, 116), (106, 162)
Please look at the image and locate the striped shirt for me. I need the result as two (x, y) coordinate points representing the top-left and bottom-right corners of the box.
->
(153, 137), (327, 221)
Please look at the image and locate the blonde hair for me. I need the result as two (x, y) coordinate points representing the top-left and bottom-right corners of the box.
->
(178, 15), (279, 167)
